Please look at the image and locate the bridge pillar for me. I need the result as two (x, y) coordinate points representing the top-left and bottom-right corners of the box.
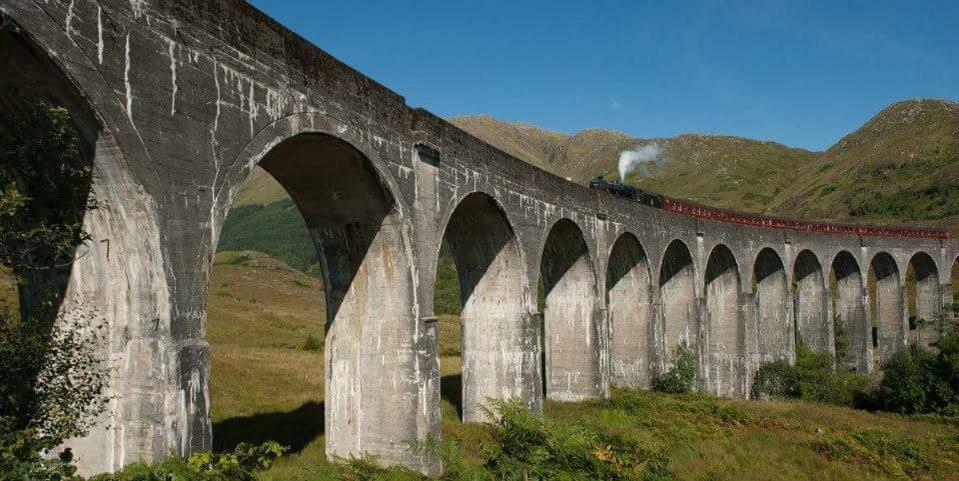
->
(741, 291), (758, 398)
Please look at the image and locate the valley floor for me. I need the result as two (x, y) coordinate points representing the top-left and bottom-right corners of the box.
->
(206, 252), (959, 481)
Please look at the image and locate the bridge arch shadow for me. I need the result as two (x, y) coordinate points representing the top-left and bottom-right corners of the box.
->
(794, 250), (829, 354)
(436, 192), (530, 422)
(906, 252), (940, 348)
(659, 240), (697, 366)
(540, 218), (600, 401)
(869, 252), (903, 365)
(606, 233), (653, 389)
(212, 402), (325, 454)
(704, 245), (744, 397)
(831, 251), (868, 371)
(754, 248), (791, 364)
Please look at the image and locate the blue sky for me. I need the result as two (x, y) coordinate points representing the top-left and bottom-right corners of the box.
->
(249, 1), (958, 151)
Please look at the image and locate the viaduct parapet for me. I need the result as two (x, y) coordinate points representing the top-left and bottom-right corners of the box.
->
(1, 1), (955, 475)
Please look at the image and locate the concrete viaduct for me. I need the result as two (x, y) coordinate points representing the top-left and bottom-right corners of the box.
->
(1, 0), (956, 475)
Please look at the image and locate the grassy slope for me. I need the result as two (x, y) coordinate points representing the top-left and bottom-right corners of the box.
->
(450, 99), (959, 226)
(449, 116), (818, 213)
(771, 99), (959, 228)
(207, 251), (326, 454)
(205, 255), (958, 481)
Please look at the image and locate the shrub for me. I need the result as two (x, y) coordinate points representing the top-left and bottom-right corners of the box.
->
(652, 343), (697, 395)
(482, 400), (673, 480)
(0, 425), (78, 481)
(89, 441), (287, 481)
(752, 346), (873, 406)
(303, 333), (322, 352)
(1, 100), (105, 480)
(833, 314), (851, 367)
(876, 331), (959, 416)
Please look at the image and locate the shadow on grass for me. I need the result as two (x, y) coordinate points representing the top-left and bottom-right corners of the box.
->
(213, 401), (324, 454)
(441, 373), (463, 419)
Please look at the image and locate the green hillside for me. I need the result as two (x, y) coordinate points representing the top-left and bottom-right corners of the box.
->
(449, 116), (819, 213)
(218, 199), (320, 275)
(770, 99), (959, 228)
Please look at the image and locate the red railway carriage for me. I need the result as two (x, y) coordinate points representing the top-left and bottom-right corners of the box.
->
(658, 197), (948, 239)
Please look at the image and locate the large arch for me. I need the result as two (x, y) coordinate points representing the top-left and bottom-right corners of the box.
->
(606, 233), (654, 389)
(659, 240), (698, 361)
(831, 251), (868, 371)
(1, 22), (190, 476)
(754, 248), (792, 364)
(438, 192), (532, 422)
(236, 132), (420, 466)
(704, 245), (744, 397)
(793, 250), (830, 354)
(540, 219), (602, 401)
(907, 252), (940, 348)
(870, 253), (905, 364)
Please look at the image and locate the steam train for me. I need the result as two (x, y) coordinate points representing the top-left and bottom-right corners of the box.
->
(588, 176), (948, 239)
(589, 176), (665, 207)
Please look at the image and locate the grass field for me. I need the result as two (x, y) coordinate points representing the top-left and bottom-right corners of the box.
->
(205, 252), (959, 481)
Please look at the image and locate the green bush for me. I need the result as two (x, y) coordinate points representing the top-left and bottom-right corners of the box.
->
(0, 425), (78, 481)
(481, 400), (673, 480)
(1, 100), (105, 480)
(652, 344), (697, 395)
(752, 346), (873, 407)
(876, 331), (959, 416)
(89, 441), (287, 481)
(303, 333), (323, 352)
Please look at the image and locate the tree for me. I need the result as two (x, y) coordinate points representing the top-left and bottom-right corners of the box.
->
(0, 99), (105, 479)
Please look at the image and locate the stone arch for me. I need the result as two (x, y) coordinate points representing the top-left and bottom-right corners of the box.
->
(659, 240), (698, 359)
(606, 233), (653, 389)
(831, 251), (868, 371)
(793, 250), (830, 354)
(870, 252), (905, 364)
(0, 20), (190, 476)
(437, 192), (533, 422)
(754, 248), (792, 364)
(907, 252), (940, 348)
(704, 245), (745, 397)
(540, 218), (602, 401)
(223, 128), (421, 467)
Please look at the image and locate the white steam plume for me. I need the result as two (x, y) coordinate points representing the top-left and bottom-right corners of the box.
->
(618, 144), (663, 181)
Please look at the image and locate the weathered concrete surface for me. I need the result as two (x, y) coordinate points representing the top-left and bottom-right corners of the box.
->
(608, 234), (654, 389)
(2, 0), (957, 476)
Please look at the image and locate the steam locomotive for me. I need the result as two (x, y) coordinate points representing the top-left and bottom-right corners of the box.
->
(589, 176), (664, 207)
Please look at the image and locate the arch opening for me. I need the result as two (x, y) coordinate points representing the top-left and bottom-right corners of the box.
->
(704, 245), (744, 397)
(869, 253), (904, 366)
(606, 233), (653, 389)
(436, 193), (531, 422)
(540, 219), (601, 401)
(659, 240), (698, 363)
(212, 133), (419, 465)
(754, 248), (792, 365)
(907, 253), (940, 348)
(793, 250), (829, 354)
(209, 166), (325, 456)
(831, 252), (868, 371)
